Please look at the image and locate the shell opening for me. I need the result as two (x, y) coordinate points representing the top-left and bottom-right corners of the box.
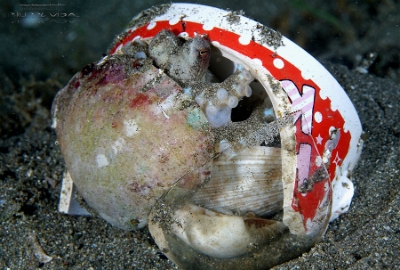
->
(207, 46), (275, 125)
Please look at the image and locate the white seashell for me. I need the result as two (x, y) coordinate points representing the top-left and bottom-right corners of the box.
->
(192, 146), (282, 217)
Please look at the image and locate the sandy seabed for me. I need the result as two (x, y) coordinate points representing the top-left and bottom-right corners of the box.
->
(1, 0), (399, 269)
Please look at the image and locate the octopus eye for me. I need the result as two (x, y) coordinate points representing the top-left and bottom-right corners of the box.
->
(199, 49), (210, 59)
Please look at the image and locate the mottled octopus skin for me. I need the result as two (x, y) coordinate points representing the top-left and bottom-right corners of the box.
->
(52, 55), (215, 230)
(149, 30), (211, 83)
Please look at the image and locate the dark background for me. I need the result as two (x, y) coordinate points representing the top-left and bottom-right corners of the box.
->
(0, 1), (399, 269)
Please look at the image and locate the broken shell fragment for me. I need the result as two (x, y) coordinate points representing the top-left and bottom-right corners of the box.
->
(170, 204), (287, 258)
(54, 3), (364, 269)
